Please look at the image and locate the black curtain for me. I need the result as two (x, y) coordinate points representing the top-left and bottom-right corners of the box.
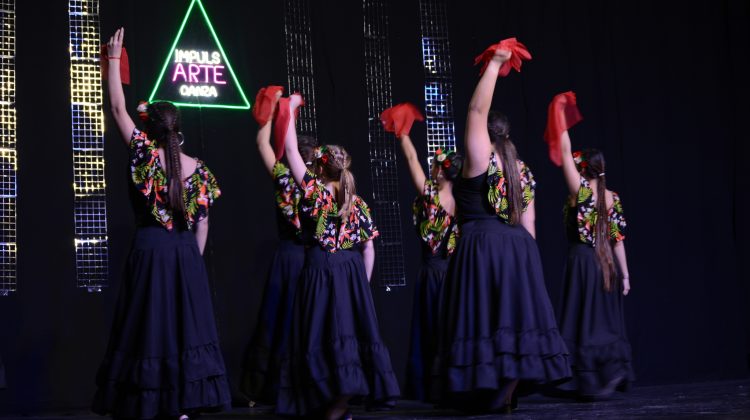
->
(0, 0), (747, 413)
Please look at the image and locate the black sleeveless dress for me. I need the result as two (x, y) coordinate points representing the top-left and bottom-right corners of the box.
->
(556, 177), (634, 396)
(405, 180), (458, 401)
(432, 155), (570, 408)
(93, 129), (231, 418)
(241, 162), (307, 404)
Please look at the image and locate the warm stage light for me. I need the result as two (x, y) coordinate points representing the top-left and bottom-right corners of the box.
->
(0, 0), (16, 296)
(68, 0), (108, 292)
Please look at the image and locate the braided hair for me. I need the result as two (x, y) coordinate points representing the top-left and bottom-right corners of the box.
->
(144, 101), (185, 217)
(313, 145), (356, 219)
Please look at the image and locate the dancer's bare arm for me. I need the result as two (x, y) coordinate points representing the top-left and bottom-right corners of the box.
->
(106, 28), (135, 145)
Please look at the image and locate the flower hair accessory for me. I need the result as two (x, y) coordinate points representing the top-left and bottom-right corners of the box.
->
(434, 148), (456, 169)
(314, 145), (330, 164)
(572, 150), (588, 170)
(136, 101), (149, 122)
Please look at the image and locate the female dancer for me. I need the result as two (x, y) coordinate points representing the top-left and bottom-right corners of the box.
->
(240, 89), (318, 406)
(93, 28), (230, 419)
(391, 123), (462, 401)
(277, 94), (400, 419)
(554, 122), (633, 398)
(432, 47), (570, 413)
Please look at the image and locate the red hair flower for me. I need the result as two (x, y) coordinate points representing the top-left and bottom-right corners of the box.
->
(443, 159), (452, 169)
(136, 101), (149, 122)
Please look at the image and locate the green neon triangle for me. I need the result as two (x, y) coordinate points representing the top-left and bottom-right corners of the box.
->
(148, 0), (251, 110)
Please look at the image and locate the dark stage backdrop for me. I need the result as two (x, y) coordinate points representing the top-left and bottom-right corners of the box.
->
(0, 0), (748, 413)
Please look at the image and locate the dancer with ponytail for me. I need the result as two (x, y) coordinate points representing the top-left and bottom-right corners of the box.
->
(546, 92), (633, 398)
(432, 42), (570, 413)
(382, 103), (462, 401)
(277, 94), (400, 419)
(93, 28), (230, 419)
(240, 87), (318, 406)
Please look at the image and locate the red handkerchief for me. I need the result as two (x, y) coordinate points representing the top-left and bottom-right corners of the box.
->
(273, 95), (305, 160)
(380, 102), (424, 137)
(100, 46), (130, 85)
(544, 91), (583, 166)
(252, 85), (284, 126)
(474, 37), (532, 77)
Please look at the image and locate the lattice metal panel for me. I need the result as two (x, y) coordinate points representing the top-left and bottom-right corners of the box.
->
(419, 0), (456, 165)
(0, 1), (16, 296)
(283, 0), (318, 135)
(68, 0), (108, 292)
(363, 0), (405, 288)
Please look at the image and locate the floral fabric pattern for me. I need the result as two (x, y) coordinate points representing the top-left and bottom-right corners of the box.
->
(130, 128), (221, 231)
(568, 177), (626, 246)
(412, 180), (459, 255)
(272, 161), (302, 232)
(300, 171), (379, 252)
(486, 153), (536, 223)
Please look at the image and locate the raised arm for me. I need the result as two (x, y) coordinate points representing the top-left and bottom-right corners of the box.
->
(614, 241), (630, 295)
(106, 28), (135, 146)
(283, 94), (308, 185)
(256, 120), (276, 176)
(560, 130), (581, 195)
(464, 49), (511, 177)
(397, 134), (427, 192)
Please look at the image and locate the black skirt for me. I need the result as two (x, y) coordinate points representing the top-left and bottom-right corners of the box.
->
(405, 254), (448, 401)
(557, 243), (634, 396)
(277, 247), (400, 416)
(241, 239), (306, 404)
(433, 219), (571, 400)
(92, 226), (231, 419)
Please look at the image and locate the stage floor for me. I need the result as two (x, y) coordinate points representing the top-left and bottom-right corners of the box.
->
(4, 379), (749, 419)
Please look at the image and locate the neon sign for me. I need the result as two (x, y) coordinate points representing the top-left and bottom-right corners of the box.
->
(148, 0), (250, 110)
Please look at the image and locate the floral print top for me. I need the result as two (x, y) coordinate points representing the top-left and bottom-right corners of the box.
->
(300, 171), (379, 253)
(130, 128), (221, 231)
(486, 153), (536, 223)
(564, 177), (626, 246)
(413, 180), (459, 256)
(272, 161), (303, 233)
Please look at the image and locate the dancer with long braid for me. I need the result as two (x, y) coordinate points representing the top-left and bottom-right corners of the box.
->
(92, 28), (230, 419)
(546, 92), (634, 398)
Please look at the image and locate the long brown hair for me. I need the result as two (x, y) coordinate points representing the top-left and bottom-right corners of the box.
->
(145, 101), (185, 217)
(581, 149), (617, 291)
(314, 145), (356, 219)
(488, 111), (523, 225)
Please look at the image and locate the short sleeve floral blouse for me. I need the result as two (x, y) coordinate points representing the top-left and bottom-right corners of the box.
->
(272, 161), (303, 232)
(413, 180), (459, 256)
(299, 171), (379, 253)
(565, 177), (626, 246)
(130, 128), (221, 231)
(486, 153), (536, 223)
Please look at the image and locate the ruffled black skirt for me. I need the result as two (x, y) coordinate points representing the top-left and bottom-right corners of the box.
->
(241, 239), (306, 404)
(433, 219), (571, 402)
(405, 255), (448, 401)
(92, 226), (231, 419)
(277, 247), (400, 416)
(557, 243), (634, 396)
